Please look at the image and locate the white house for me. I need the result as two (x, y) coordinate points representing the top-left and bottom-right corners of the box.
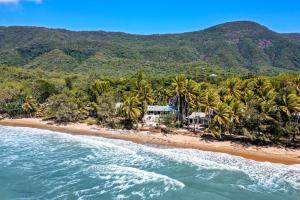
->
(187, 112), (209, 126)
(142, 105), (173, 126)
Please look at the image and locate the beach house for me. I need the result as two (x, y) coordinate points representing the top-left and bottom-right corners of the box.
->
(142, 105), (173, 126)
(187, 112), (209, 126)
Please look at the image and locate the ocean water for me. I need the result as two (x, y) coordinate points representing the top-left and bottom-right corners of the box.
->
(0, 126), (299, 200)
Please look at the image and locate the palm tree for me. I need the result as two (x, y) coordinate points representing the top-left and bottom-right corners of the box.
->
(154, 87), (169, 105)
(229, 100), (245, 124)
(294, 77), (300, 96)
(199, 89), (219, 116)
(121, 96), (141, 128)
(252, 78), (272, 98)
(252, 85), (278, 121)
(223, 95), (234, 105)
(226, 78), (242, 100)
(213, 103), (231, 136)
(89, 80), (111, 101)
(258, 99), (278, 121)
(135, 70), (146, 91)
(136, 80), (154, 119)
(184, 79), (199, 126)
(279, 93), (300, 117)
(197, 89), (219, 129)
(242, 89), (255, 109)
(22, 96), (37, 117)
(218, 87), (228, 102)
(170, 74), (187, 126)
(278, 93), (300, 142)
(260, 86), (276, 102)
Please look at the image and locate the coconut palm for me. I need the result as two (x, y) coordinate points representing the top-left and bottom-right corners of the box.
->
(226, 78), (242, 100)
(135, 70), (146, 91)
(277, 93), (300, 142)
(197, 89), (219, 129)
(294, 77), (300, 96)
(22, 96), (37, 117)
(223, 95), (234, 105)
(260, 86), (276, 102)
(251, 78), (272, 98)
(218, 87), (228, 102)
(242, 89), (255, 109)
(154, 87), (169, 105)
(170, 74), (187, 125)
(229, 100), (245, 124)
(258, 99), (278, 121)
(199, 89), (219, 115)
(279, 93), (300, 117)
(121, 96), (141, 127)
(136, 80), (154, 118)
(89, 80), (111, 101)
(184, 79), (199, 124)
(214, 103), (231, 128)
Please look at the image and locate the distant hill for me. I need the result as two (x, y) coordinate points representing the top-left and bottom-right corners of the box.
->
(282, 33), (300, 44)
(0, 21), (299, 76)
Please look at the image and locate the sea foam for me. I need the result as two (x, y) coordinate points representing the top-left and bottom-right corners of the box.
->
(1, 125), (299, 196)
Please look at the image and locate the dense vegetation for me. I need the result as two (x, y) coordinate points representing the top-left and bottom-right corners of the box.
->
(1, 67), (300, 147)
(1, 21), (300, 76)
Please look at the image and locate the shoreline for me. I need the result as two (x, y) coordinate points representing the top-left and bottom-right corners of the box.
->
(1, 118), (300, 165)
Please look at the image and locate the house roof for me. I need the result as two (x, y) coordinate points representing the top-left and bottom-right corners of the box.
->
(187, 112), (206, 119)
(147, 105), (172, 112)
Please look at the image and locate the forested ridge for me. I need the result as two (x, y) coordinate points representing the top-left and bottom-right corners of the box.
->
(1, 21), (300, 76)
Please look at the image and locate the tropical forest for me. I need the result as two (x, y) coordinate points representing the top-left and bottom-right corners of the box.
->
(1, 66), (300, 147)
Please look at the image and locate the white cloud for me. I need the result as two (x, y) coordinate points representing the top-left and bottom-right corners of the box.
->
(0, 0), (18, 4)
(27, 0), (42, 3)
(0, 0), (42, 4)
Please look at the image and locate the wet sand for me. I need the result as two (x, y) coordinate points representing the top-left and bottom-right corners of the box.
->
(1, 118), (300, 165)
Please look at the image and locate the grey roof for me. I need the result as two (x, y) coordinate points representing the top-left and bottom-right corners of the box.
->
(147, 105), (172, 112)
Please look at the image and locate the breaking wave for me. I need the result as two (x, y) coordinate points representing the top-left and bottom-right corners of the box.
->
(0, 125), (299, 199)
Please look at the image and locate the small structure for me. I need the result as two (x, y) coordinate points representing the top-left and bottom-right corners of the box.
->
(146, 105), (172, 115)
(187, 112), (209, 126)
(115, 102), (122, 110)
(142, 105), (173, 126)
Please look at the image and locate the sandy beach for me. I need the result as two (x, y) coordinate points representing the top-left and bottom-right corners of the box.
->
(0, 118), (299, 165)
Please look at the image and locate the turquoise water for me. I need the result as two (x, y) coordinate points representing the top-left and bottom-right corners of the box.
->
(0, 126), (299, 200)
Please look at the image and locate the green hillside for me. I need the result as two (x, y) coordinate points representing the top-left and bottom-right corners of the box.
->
(25, 49), (79, 71)
(0, 21), (300, 75)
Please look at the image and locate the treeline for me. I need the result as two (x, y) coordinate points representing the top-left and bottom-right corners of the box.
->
(1, 67), (300, 145)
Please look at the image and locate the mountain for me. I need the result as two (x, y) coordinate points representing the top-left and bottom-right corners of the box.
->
(282, 33), (300, 44)
(0, 21), (300, 76)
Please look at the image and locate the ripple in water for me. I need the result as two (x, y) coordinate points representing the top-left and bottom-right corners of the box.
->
(0, 126), (299, 200)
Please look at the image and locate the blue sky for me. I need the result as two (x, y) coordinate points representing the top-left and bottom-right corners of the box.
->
(0, 0), (299, 34)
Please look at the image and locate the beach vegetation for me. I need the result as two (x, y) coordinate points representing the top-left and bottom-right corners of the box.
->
(0, 67), (300, 146)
